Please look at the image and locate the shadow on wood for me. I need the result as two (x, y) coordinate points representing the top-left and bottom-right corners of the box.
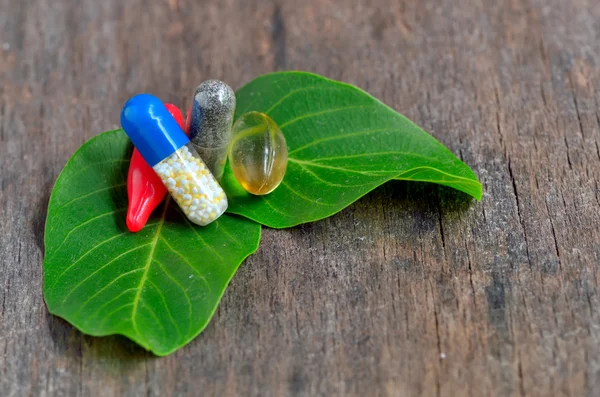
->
(46, 310), (153, 361)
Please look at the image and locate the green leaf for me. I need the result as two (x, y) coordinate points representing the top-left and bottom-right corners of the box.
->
(43, 130), (261, 356)
(44, 71), (480, 355)
(224, 71), (481, 228)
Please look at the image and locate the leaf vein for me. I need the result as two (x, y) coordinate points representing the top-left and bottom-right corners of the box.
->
(100, 303), (135, 329)
(264, 86), (342, 115)
(237, 74), (290, 115)
(280, 181), (337, 207)
(153, 259), (194, 335)
(182, 217), (225, 265)
(47, 228), (139, 295)
(314, 151), (437, 163)
(291, 161), (372, 188)
(289, 158), (394, 176)
(217, 223), (244, 249)
(48, 207), (128, 260)
(63, 243), (153, 306)
(55, 183), (127, 212)
(288, 127), (392, 155)
(279, 105), (376, 129)
(58, 159), (129, 187)
(140, 300), (168, 345)
(84, 288), (138, 328)
(131, 199), (170, 346)
(147, 279), (183, 341)
(157, 236), (211, 292)
(257, 196), (291, 218)
(80, 267), (146, 323)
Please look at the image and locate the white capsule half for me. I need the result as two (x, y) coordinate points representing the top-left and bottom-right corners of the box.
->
(153, 143), (228, 226)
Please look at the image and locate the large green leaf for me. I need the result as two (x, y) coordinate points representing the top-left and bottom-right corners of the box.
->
(43, 130), (261, 356)
(224, 71), (481, 228)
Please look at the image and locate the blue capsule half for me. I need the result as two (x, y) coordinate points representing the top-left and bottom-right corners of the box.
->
(121, 94), (189, 167)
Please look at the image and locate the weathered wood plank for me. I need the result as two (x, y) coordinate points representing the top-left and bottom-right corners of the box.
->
(1, 0), (600, 395)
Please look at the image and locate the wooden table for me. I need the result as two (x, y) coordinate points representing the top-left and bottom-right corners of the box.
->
(2, 0), (600, 395)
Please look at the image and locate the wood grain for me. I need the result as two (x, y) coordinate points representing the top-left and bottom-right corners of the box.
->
(2, 0), (600, 395)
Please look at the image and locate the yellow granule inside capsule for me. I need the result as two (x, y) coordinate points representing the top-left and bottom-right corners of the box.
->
(153, 145), (228, 226)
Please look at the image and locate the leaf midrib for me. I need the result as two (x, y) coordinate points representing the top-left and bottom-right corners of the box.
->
(289, 158), (481, 187)
(130, 198), (170, 346)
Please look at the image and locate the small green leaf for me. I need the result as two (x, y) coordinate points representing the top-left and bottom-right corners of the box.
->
(43, 130), (261, 356)
(224, 71), (481, 228)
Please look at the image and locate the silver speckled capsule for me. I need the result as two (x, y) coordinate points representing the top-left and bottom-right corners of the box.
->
(186, 80), (236, 181)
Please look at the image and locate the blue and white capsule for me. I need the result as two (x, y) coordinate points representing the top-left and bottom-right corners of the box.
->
(121, 94), (227, 226)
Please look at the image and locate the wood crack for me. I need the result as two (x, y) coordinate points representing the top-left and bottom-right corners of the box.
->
(271, 4), (286, 70)
(433, 303), (442, 397)
(544, 198), (563, 273)
(507, 159), (533, 269)
(568, 73), (586, 140)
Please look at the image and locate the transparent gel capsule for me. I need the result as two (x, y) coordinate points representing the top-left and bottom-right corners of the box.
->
(187, 80), (236, 181)
(229, 112), (288, 195)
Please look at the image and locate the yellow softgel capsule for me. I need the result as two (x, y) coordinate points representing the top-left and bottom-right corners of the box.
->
(229, 112), (288, 195)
